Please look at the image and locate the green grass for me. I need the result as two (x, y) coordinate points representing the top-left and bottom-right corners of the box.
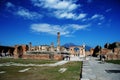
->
(0, 61), (82, 80)
(106, 60), (120, 64)
(0, 58), (57, 64)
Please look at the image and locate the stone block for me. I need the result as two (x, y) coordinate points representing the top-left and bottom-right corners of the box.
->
(107, 54), (113, 60)
(112, 55), (118, 60)
(118, 55), (120, 60)
(54, 54), (63, 60)
(22, 54), (50, 60)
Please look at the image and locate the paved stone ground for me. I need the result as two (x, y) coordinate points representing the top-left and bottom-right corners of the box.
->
(70, 55), (85, 61)
(82, 57), (120, 80)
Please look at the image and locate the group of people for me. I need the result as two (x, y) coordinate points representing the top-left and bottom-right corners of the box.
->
(63, 55), (70, 61)
(100, 54), (106, 63)
(0, 52), (11, 57)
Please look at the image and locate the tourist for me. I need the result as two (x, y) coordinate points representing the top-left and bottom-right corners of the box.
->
(101, 54), (106, 63)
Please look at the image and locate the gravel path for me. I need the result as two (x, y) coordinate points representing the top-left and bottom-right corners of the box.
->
(0, 61), (69, 67)
(0, 56), (83, 67)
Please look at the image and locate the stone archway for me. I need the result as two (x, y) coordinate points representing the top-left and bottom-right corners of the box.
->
(74, 47), (80, 56)
(69, 46), (85, 57)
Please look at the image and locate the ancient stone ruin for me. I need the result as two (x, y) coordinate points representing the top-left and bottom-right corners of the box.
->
(0, 32), (86, 60)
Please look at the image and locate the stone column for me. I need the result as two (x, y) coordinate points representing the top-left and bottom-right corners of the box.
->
(14, 45), (18, 59)
(82, 45), (86, 57)
(57, 32), (60, 52)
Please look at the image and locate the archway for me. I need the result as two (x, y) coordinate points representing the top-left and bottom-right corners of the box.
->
(69, 46), (85, 57)
(74, 47), (80, 56)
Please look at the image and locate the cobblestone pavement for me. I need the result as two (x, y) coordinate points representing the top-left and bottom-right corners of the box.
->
(82, 57), (120, 80)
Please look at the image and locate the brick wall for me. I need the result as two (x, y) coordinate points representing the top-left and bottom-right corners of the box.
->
(114, 48), (120, 55)
(53, 54), (63, 60)
(107, 54), (120, 60)
(100, 48), (120, 60)
(22, 54), (50, 60)
(100, 48), (112, 55)
(21, 54), (63, 60)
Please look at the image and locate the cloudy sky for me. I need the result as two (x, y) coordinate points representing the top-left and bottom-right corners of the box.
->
(0, 0), (120, 47)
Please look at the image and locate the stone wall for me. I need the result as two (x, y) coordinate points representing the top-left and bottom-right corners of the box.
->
(100, 48), (112, 55)
(22, 54), (50, 60)
(90, 48), (94, 55)
(100, 48), (120, 60)
(107, 54), (120, 60)
(85, 51), (91, 56)
(53, 54), (63, 60)
(21, 54), (63, 60)
(114, 48), (120, 55)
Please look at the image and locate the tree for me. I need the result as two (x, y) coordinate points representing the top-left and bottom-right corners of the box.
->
(92, 45), (101, 57)
(104, 43), (110, 49)
(18, 46), (23, 58)
(26, 45), (29, 51)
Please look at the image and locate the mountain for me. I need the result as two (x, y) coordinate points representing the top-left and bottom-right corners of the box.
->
(85, 45), (92, 51)
(63, 43), (92, 51)
(62, 43), (77, 48)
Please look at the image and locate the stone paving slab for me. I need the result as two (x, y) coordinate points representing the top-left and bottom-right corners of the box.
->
(81, 60), (97, 80)
(87, 57), (120, 80)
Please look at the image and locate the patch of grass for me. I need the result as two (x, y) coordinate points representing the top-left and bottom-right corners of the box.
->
(106, 60), (120, 64)
(0, 66), (31, 80)
(0, 58), (57, 64)
(0, 61), (82, 80)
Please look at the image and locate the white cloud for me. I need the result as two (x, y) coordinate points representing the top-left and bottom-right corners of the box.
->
(31, 23), (69, 35)
(5, 2), (42, 20)
(70, 24), (89, 30)
(91, 14), (99, 19)
(31, 0), (78, 11)
(6, 2), (15, 8)
(91, 14), (104, 20)
(16, 8), (42, 19)
(98, 23), (102, 25)
(54, 11), (75, 19)
(106, 8), (112, 12)
(76, 13), (87, 20)
(54, 11), (87, 20)
(31, 0), (84, 20)
(30, 23), (89, 36)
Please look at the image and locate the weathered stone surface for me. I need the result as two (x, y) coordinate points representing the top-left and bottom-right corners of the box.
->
(53, 54), (63, 60)
(22, 54), (63, 60)
(82, 59), (96, 80)
(69, 46), (85, 57)
(114, 48), (120, 54)
(22, 54), (50, 60)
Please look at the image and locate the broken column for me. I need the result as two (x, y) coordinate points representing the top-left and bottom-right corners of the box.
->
(57, 32), (60, 52)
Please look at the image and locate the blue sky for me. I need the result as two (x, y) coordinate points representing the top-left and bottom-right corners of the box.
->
(0, 0), (120, 47)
